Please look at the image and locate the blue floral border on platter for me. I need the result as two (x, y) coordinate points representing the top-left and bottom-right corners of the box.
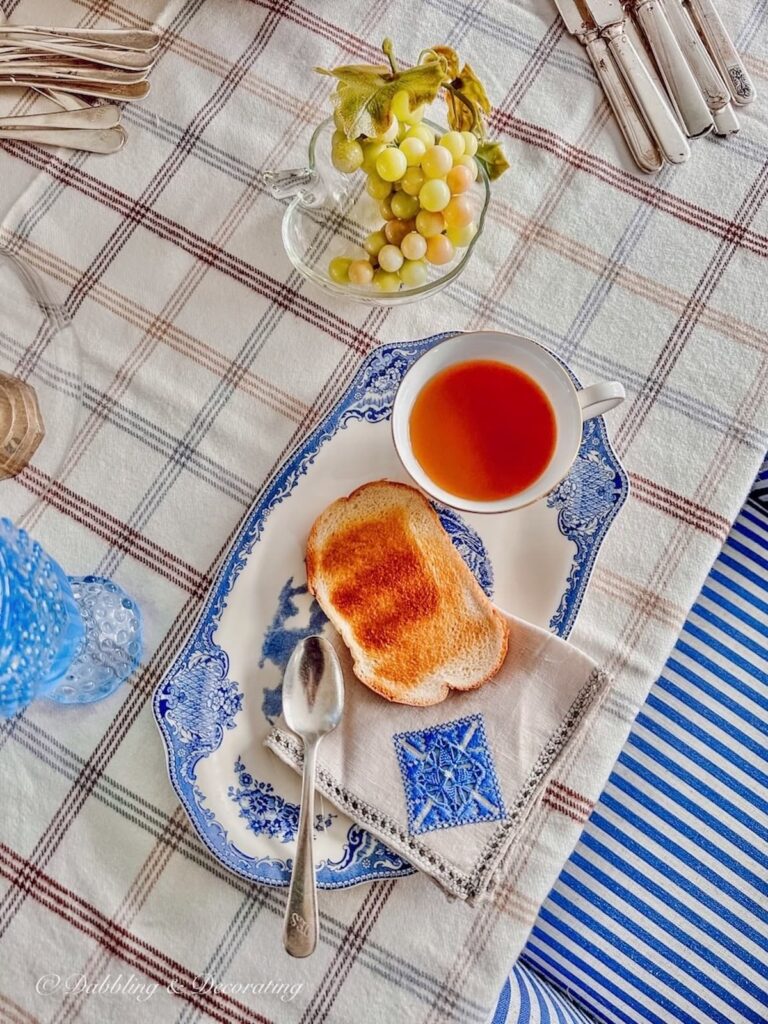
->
(152, 332), (629, 890)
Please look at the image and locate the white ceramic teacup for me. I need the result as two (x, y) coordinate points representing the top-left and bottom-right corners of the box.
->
(391, 331), (625, 514)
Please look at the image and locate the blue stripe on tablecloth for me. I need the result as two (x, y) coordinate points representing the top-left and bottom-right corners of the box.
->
(492, 458), (768, 1023)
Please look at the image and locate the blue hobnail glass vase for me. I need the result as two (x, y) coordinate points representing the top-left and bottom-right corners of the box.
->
(0, 517), (84, 716)
(0, 518), (143, 717)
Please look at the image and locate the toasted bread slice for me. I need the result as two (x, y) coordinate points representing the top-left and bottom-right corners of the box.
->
(306, 480), (509, 706)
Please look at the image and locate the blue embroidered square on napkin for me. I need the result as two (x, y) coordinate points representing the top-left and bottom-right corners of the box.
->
(393, 714), (505, 835)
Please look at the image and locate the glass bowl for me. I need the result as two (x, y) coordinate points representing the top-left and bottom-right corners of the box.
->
(0, 246), (83, 524)
(265, 117), (490, 306)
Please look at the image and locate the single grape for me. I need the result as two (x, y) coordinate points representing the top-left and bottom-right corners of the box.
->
(361, 140), (387, 173)
(399, 258), (428, 287)
(328, 257), (352, 283)
(447, 163), (473, 195)
(461, 131), (478, 157)
(415, 209), (445, 237)
(391, 191), (420, 219)
(425, 234), (455, 266)
(404, 103), (425, 125)
(379, 195), (395, 220)
(419, 178), (451, 212)
(378, 244), (404, 273)
(439, 131), (465, 160)
(364, 230), (387, 257)
(405, 123), (435, 147)
(376, 147), (408, 182)
(331, 136), (364, 173)
(348, 259), (375, 285)
(401, 231), (428, 261)
(391, 89), (411, 122)
(401, 166), (425, 196)
(446, 222), (477, 247)
(373, 269), (401, 292)
(457, 155), (478, 180)
(366, 172), (392, 199)
(375, 115), (399, 144)
(443, 195), (474, 229)
(399, 137), (426, 167)
(421, 145), (453, 179)
(384, 218), (415, 246)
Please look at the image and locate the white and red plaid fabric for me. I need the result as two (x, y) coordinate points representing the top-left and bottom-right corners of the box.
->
(0, 1), (766, 1022)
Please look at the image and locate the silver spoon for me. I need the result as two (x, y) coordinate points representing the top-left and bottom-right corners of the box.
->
(0, 103), (120, 129)
(0, 125), (126, 152)
(281, 635), (344, 958)
(0, 27), (160, 52)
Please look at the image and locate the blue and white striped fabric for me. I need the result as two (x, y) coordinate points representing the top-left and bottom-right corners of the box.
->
(494, 458), (768, 1024)
(492, 966), (596, 1024)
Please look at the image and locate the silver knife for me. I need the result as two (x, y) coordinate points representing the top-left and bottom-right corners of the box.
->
(553, 0), (663, 172)
(686, 0), (755, 104)
(586, 0), (690, 162)
(659, 0), (730, 110)
(630, 0), (713, 137)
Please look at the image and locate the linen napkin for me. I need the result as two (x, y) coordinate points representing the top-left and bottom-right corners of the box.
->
(265, 612), (609, 903)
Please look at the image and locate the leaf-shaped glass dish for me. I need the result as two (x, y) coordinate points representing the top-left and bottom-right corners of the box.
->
(265, 117), (490, 306)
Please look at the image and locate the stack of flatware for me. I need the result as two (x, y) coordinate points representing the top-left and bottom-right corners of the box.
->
(0, 25), (161, 153)
(553, 0), (756, 172)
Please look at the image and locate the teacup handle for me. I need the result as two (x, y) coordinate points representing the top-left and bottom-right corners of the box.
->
(578, 381), (626, 420)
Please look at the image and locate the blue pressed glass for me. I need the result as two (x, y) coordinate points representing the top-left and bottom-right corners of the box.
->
(0, 517), (84, 717)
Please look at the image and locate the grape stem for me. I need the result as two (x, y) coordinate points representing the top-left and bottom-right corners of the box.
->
(382, 38), (398, 76)
(445, 83), (480, 133)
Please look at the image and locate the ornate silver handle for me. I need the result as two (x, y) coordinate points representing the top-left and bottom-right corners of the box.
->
(603, 24), (690, 164)
(686, 0), (756, 105)
(633, 0), (713, 138)
(283, 738), (319, 958)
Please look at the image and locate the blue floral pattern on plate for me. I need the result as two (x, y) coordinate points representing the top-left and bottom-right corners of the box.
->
(228, 756), (334, 842)
(153, 333), (628, 890)
(394, 715), (505, 834)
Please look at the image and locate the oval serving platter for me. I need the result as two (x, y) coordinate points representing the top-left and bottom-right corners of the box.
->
(153, 332), (629, 890)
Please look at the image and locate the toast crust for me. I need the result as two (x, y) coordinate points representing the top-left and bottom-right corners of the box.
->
(306, 480), (509, 706)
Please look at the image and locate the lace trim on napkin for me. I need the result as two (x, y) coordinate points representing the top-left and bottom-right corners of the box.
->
(266, 666), (610, 900)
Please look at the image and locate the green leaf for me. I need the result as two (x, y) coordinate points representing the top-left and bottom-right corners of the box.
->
(315, 58), (447, 139)
(477, 140), (510, 180)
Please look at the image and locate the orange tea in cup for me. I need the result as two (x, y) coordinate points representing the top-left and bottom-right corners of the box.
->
(408, 359), (557, 502)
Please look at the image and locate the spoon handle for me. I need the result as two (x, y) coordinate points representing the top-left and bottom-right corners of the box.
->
(283, 738), (319, 958)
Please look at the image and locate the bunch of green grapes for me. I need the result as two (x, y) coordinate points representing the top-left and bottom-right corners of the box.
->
(328, 91), (479, 293)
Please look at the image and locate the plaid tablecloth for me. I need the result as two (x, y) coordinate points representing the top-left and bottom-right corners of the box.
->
(0, 1), (766, 1022)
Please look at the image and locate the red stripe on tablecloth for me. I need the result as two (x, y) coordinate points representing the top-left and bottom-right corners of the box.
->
(542, 796), (591, 824)
(0, 141), (377, 355)
(0, 843), (273, 1024)
(19, 466), (210, 596)
(491, 111), (768, 260)
(547, 781), (596, 813)
(298, 880), (397, 1024)
(630, 475), (732, 541)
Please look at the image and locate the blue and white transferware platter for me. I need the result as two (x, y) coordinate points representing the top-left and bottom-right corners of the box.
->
(153, 333), (628, 890)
